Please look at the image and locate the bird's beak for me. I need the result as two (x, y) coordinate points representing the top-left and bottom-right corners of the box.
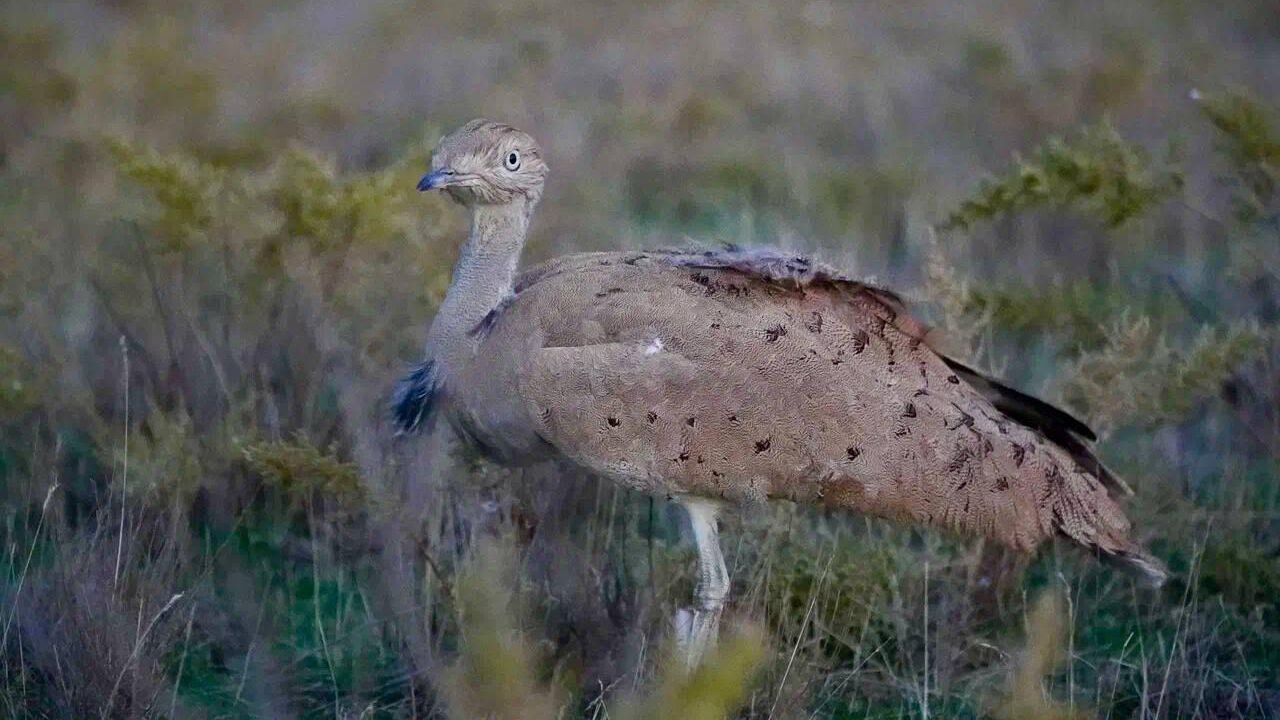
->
(416, 169), (451, 191)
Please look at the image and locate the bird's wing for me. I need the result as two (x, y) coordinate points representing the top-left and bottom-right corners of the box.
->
(941, 358), (1131, 495)
(497, 249), (1160, 580)
(508, 252), (924, 508)
(509, 247), (1123, 489)
(648, 247), (1129, 496)
(516, 342), (740, 495)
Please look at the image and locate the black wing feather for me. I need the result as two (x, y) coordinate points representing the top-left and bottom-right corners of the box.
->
(944, 357), (1095, 441)
(943, 357), (1133, 496)
(390, 359), (440, 434)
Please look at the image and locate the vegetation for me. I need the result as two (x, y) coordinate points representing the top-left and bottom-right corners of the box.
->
(1, 1), (1278, 717)
(938, 122), (1183, 232)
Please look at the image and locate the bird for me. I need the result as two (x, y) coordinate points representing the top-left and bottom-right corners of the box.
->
(393, 118), (1167, 664)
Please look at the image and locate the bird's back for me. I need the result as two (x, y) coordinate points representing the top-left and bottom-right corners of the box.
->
(454, 248), (1163, 583)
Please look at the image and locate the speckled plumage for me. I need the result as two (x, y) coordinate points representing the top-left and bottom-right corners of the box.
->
(398, 120), (1165, 655)
(446, 248), (1162, 580)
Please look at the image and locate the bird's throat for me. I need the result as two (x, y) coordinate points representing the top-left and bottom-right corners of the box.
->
(426, 201), (530, 369)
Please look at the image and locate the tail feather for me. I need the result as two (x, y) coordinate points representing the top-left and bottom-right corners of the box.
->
(1045, 461), (1166, 588)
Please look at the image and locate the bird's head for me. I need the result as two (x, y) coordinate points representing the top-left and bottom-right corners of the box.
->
(417, 119), (549, 207)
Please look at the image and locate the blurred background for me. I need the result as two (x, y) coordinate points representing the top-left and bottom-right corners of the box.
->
(1, 0), (1278, 717)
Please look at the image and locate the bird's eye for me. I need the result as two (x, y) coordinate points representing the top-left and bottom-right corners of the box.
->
(504, 150), (521, 171)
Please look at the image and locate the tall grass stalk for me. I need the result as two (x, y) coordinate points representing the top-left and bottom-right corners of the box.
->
(113, 336), (129, 592)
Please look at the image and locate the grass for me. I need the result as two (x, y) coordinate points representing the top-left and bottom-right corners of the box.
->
(2, 0), (1279, 717)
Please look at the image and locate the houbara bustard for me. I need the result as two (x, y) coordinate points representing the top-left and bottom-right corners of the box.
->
(393, 119), (1166, 663)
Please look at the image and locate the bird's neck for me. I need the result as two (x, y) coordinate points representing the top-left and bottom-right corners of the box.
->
(426, 200), (530, 368)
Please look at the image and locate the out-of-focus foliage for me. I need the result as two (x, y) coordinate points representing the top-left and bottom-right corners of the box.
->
(0, 347), (40, 418)
(934, 109), (1274, 436)
(1062, 316), (1271, 428)
(440, 540), (566, 720)
(1194, 91), (1280, 222)
(1, 0), (1278, 717)
(617, 626), (765, 720)
(940, 122), (1183, 231)
(961, 282), (1162, 349)
(441, 539), (765, 720)
(107, 137), (224, 250)
(990, 592), (1085, 720)
(242, 434), (363, 501)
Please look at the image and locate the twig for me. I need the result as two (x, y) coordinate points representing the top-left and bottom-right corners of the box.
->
(128, 223), (181, 381)
(102, 593), (184, 719)
(0, 482), (59, 651)
(114, 336), (130, 591)
(169, 600), (198, 717)
(234, 590), (272, 705)
(922, 559), (929, 720)
(310, 498), (341, 718)
(1154, 522), (1209, 719)
(86, 276), (165, 397)
(768, 550), (829, 719)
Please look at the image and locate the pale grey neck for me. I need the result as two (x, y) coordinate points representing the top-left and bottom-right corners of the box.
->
(426, 200), (530, 367)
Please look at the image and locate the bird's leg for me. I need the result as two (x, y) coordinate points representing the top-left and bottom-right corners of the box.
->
(674, 497), (729, 668)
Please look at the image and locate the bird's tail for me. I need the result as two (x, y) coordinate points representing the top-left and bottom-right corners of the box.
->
(1047, 465), (1168, 588)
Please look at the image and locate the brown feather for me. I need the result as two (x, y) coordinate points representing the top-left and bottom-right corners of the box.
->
(942, 358), (1133, 497)
(449, 248), (1162, 584)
